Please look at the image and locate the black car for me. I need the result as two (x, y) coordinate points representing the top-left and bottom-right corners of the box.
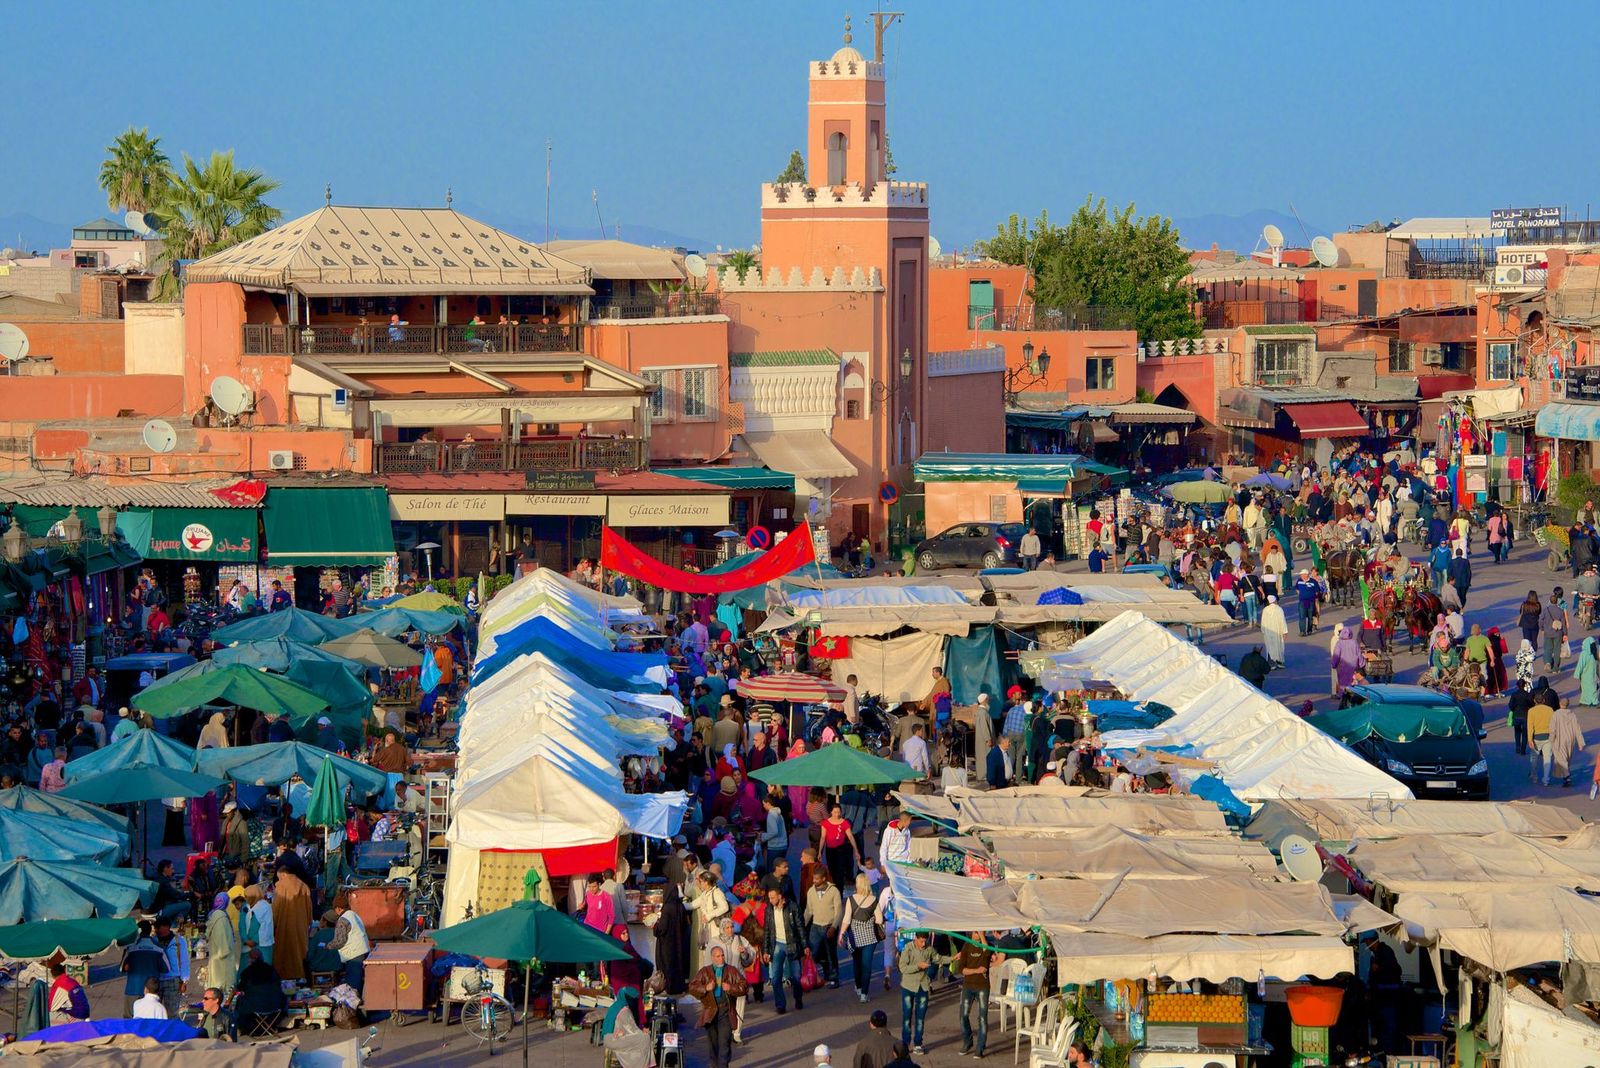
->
(913, 522), (1027, 570)
(1316, 684), (1489, 800)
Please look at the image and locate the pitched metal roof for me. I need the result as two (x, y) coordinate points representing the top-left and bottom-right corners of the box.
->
(183, 205), (594, 294)
(729, 349), (839, 368)
(0, 475), (261, 509)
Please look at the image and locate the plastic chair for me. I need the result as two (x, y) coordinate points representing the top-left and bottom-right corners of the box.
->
(1028, 1016), (1079, 1068)
(990, 957), (1027, 1031)
(1014, 992), (1062, 1064)
(996, 960), (1046, 1034)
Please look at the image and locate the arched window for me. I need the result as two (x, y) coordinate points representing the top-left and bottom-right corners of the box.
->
(827, 132), (848, 185)
(868, 127), (880, 186)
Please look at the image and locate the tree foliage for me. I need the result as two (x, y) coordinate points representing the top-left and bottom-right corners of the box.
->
(98, 127), (174, 215)
(725, 249), (760, 283)
(775, 150), (806, 184)
(978, 197), (1200, 342)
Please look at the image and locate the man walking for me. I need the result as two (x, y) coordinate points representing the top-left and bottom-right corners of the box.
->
(1294, 569), (1323, 637)
(853, 1009), (900, 1068)
(762, 884), (805, 1013)
(1449, 549), (1472, 609)
(688, 945), (747, 1068)
(955, 932), (993, 1058)
(1543, 592), (1570, 672)
(1018, 527), (1041, 571)
(897, 930), (936, 1054)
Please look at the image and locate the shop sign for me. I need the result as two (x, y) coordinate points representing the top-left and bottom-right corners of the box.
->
(505, 493), (607, 517)
(606, 495), (729, 527)
(525, 470), (598, 491)
(388, 494), (505, 521)
(145, 509), (257, 561)
(1566, 365), (1600, 401)
(1462, 454), (1488, 468)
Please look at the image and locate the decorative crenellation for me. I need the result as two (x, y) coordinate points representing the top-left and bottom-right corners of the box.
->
(718, 264), (883, 293)
(761, 181), (928, 210)
(928, 346), (1006, 378)
(811, 56), (885, 80)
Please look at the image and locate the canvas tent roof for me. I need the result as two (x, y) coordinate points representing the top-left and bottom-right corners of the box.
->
(954, 792), (1230, 837)
(543, 238), (685, 280)
(1394, 886), (1600, 972)
(1045, 931), (1354, 985)
(479, 566), (645, 644)
(1042, 612), (1409, 801)
(1246, 798), (1583, 846)
(985, 826), (1280, 880)
(183, 205), (595, 294)
(1014, 875), (1348, 938)
(1342, 828), (1600, 893)
(885, 864), (1036, 933)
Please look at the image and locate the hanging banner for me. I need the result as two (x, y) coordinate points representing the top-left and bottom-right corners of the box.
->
(600, 523), (816, 594)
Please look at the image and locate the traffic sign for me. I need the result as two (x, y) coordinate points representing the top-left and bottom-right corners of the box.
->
(747, 526), (772, 550)
(879, 482), (900, 504)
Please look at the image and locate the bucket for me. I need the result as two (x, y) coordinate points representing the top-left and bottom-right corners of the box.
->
(1285, 984), (1344, 1027)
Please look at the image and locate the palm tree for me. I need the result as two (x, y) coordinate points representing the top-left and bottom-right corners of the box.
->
(725, 249), (759, 284)
(98, 127), (173, 215)
(155, 151), (282, 297)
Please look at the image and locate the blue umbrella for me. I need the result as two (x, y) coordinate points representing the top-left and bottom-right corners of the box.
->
(62, 730), (195, 783)
(27, 1018), (200, 1043)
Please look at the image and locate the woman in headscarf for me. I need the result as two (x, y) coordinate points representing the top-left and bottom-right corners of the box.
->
(785, 738), (811, 825)
(240, 884), (274, 965)
(606, 924), (652, 1026)
(1577, 637), (1600, 708)
(270, 860), (314, 981)
(206, 891), (241, 990)
(1259, 595), (1288, 666)
(731, 770), (764, 827)
(1428, 614), (1453, 671)
(1330, 625), (1365, 696)
(714, 743), (743, 781)
(197, 712), (229, 750)
(1516, 638), (1537, 689)
(651, 882), (689, 995)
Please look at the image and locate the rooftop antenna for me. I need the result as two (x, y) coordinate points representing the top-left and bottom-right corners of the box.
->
(123, 210), (156, 238)
(1287, 202), (1312, 248)
(593, 189), (605, 237)
(141, 418), (177, 454)
(684, 254), (708, 282)
(545, 140), (553, 244)
(211, 375), (254, 426)
(870, 10), (904, 62)
(1261, 224), (1284, 267)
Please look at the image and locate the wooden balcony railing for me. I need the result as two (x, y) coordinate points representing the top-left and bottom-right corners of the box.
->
(244, 322), (583, 357)
(374, 437), (646, 474)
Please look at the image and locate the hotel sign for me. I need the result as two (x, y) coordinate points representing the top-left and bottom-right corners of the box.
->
(606, 495), (729, 527)
(505, 494), (608, 517)
(1491, 207), (1563, 231)
(388, 494), (506, 521)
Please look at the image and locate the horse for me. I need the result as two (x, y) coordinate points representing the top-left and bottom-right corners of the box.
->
(1322, 548), (1367, 606)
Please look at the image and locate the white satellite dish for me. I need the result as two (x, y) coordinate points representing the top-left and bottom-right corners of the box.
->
(211, 375), (253, 417)
(928, 236), (943, 259)
(1279, 834), (1323, 882)
(1262, 223), (1284, 248)
(0, 324), (29, 363)
(141, 419), (178, 454)
(123, 210), (157, 237)
(684, 254), (708, 280)
(1311, 236), (1339, 268)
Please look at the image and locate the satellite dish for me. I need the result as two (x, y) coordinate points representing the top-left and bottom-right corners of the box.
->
(1262, 224), (1284, 248)
(0, 324), (29, 363)
(211, 375), (253, 417)
(141, 419), (178, 454)
(1311, 236), (1339, 268)
(684, 254), (708, 280)
(124, 210), (154, 237)
(928, 236), (943, 259)
(1280, 834), (1323, 882)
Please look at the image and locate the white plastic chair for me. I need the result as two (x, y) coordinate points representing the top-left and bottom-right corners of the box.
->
(996, 960), (1047, 1034)
(1028, 1016), (1079, 1068)
(1014, 992), (1062, 1064)
(990, 957), (1028, 1031)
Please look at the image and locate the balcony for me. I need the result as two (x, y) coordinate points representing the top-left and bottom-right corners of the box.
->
(243, 322), (584, 357)
(972, 304), (1138, 332)
(1197, 300), (1309, 329)
(373, 436), (647, 474)
(588, 293), (721, 320)
(1386, 247), (1494, 282)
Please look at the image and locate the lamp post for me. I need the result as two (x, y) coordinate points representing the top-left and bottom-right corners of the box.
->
(97, 505), (118, 541)
(58, 507), (83, 545)
(1004, 340), (1052, 405)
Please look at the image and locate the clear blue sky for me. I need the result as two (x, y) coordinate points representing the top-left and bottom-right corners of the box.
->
(5, 1), (1598, 252)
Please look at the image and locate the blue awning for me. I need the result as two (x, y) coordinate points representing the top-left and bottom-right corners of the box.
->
(1536, 402), (1600, 441)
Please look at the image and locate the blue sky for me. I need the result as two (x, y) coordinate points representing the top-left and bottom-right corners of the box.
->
(4, 1), (1598, 253)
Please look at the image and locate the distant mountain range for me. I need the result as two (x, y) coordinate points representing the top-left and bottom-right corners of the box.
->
(1170, 208), (1332, 255)
(0, 212), (68, 255)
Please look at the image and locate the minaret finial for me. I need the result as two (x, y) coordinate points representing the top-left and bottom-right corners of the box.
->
(324, 183), (332, 206)
(843, 14), (852, 45)
(446, 187), (453, 208)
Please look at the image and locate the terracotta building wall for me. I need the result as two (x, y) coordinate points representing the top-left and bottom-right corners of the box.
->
(587, 318), (731, 462)
(6, 319), (124, 373)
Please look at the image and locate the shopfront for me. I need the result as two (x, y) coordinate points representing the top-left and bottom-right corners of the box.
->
(389, 492), (504, 580)
(262, 486), (396, 607)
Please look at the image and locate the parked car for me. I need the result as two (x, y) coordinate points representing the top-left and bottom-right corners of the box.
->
(1317, 684), (1489, 800)
(913, 522), (1027, 570)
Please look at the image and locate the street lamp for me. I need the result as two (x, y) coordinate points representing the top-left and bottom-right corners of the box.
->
(1005, 341), (1052, 405)
(58, 507), (83, 545)
(899, 347), (914, 381)
(97, 505), (118, 541)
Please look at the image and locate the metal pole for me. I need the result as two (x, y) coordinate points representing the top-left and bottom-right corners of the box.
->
(522, 965), (531, 1068)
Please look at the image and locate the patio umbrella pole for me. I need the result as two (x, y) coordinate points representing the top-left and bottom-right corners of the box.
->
(522, 963), (530, 1068)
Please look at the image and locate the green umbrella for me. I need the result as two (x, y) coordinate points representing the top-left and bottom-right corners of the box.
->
(1164, 479), (1232, 505)
(432, 900), (633, 1067)
(748, 742), (924, 788)
(0, 916), (137, 960)
(305, 756), (344, 830)
(391, 590), (466, 615)
(131, 664), (330, 723)
(0, 860), (156, 924)
(57, 766), (225, 806)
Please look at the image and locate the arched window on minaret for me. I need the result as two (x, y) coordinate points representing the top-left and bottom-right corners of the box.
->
(827, 132), (848, 186)
(868, 123), (881, 187)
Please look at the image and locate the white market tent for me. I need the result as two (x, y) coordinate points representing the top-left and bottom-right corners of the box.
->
(1248, 798), (1583, 844)
(1394, 886), (1600, 973)
(477, 567), (647, 649)
(1035, 612), (1409, 801)
(1344, 829), (1600, 893)
(954, 792), (1232, 837)
(986, 826), (1280, 880)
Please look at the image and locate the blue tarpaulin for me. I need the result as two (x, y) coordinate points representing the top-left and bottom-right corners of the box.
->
(1190, 774), (1252, 819)
(1087, 699), (1174, 733)
(943, 626), (1001, 706)
(211, 638), (364, 674)
(1037, 587), (1085, 606)
(0, 810), (128, 865)
(211, 607), (346, 645)
(28, 1018), (200, 1043)
(471, 616), (663, 692)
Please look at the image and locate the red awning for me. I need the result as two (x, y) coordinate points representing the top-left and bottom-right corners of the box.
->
(1284, 401), (1369, 439)
(1417, 373), (1476, 399)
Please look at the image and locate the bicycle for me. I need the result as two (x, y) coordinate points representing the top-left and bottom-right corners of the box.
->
(461, 964), (516, 1048)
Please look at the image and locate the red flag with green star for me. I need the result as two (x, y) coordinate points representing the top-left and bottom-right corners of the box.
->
(810, 634), (851, 659)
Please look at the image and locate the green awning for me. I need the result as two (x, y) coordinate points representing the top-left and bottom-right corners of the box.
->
(1016, 478), (1072, 495)
(126, 507), (259, 562)
(6, 506), (70, 537)
(654, 466), (795, 491)
(72, 540), (142, 577)
(1006, 411), (1081, 431)
(263, 487), (394, 566)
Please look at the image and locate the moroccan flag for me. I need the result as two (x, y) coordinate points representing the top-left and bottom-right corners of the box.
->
(811, 634), (851, 660)
(601, 524), (817, 594)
